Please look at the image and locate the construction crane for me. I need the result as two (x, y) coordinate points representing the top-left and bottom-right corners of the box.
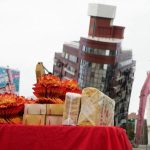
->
(35, 62), (52, 82)
(135, 72), (150, 145)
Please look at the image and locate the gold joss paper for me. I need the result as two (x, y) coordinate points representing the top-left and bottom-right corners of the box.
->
(78, 87), (115, 126)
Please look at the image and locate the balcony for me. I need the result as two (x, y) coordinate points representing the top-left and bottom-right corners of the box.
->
(53, 65), (62, 72)
(113, 85), (121, 93)
(115, 75), (124, 81)
(64, 68), (75, 76)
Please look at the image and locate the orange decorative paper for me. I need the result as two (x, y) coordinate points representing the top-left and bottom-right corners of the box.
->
(0, 93), (35, 117)
(0, 93), (25, 117)
(33, 74), (81, 103)
(36, 97), (64, 104)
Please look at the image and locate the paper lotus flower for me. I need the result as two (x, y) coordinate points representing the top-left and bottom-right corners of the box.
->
(0, 93), (26, 117)
(32, 74), (81, 103)
(35, 97), (64, 104)
(0, 93), (35, 117)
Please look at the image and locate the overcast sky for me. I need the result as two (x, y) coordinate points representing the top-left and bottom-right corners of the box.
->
(0, 0), (150, 115)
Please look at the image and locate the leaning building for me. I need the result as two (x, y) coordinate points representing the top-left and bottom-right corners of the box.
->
(53, 3), (136, 127)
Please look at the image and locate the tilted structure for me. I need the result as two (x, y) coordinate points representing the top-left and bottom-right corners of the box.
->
(53, 3), (135, 127)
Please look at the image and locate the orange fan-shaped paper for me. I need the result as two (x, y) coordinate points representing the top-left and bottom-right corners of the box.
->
(35, 97), (64, 104)
(0, 93), (26, 117)
(32, 74), (81, 103)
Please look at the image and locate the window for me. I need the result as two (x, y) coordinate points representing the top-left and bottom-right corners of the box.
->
(69, 54), (77, 63)
(78, 59), (108, 91)
(94, 49), (97, 54)
(82, 45), (86, 52)
(103, 64), (108, 70)
(65, 53), (69, 59)
(106, 50), (110, 56)
(82, 46), (118, 57)
(119, 59), (132, 67)
(110, 51), (117, 56)
(87, 47), (90, 53)
(92, 63), (96, 68)
(91, 72), (95, 78)
(54, 58), (57, 66)
(67, 66), (75, 72)
(64, 65), (76, 75)
(62, 52), (65, 58)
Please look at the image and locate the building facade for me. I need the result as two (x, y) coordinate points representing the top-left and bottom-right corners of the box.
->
(53, 3), (136, 127)
(0, 66), (20, 94)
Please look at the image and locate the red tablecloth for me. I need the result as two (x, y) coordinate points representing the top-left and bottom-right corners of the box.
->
(0, 124), (132, 150)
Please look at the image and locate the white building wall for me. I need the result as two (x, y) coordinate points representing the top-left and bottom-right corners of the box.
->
(88, 3), (116, 19)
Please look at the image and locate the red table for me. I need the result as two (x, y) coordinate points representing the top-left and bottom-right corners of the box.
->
(0, 124), (132, 150)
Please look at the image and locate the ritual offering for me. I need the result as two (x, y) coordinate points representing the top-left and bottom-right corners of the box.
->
(46, 104), (64, 116)
(46, 116), (62, 125)
(24, 104), (46, 115)
(35, 97), (64, 104)
(32, 74), (81, 102)
(33, 74), (61, 98)
(46, 104), (64, 125)
(0, 93), (25, 117)
(78, 87), (115, 126)
(62, 92), (81, 125)
(0, 116), (22, 124)
(23, 115), (45, 125)
(31, 74), (81, 126)
(60, 80), (82, 100)
(0, 93), (35, 124)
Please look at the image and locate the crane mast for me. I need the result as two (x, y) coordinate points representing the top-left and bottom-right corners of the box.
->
(135, 72), (150, 145)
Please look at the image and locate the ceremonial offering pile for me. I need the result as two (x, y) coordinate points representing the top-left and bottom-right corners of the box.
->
(62, 92), (81, 125)
(0, 93), (25, 117)
(33, 74), (81, 104)
(0, 93), (34, 124)
(23, 74), (115, 126)
(23, 104), (46, 125)
(46, 104), (63, 125)
(23, 104), (64, 125)
(77, 87), (115, 126)
(62, 87), (115, 126)
(24, 74), (81, 125)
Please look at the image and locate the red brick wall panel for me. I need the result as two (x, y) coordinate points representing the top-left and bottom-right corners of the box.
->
(80, 37), (118, 50)
(80, 51), (116, 64)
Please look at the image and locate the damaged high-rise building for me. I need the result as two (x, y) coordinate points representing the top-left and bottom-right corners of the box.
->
(53, 3), (136, 127)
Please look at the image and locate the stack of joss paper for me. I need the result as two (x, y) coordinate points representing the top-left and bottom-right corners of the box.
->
(78, 87), (115, 126)
(62, 87), (115, 126)
(62, 92), (81, 125)
(24, 74), (81, 126)
(23, 103), (64, 126)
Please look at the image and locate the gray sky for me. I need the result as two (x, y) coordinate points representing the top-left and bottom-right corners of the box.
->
(0, 0), (150, 114)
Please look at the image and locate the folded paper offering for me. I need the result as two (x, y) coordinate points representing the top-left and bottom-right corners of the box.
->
(62, 92), (81, 125)
(46, 104), (64, 116)
(0, 116), (22, 124)
(23, 115), (45, 125)
(78, 87), (115, 126)
(46, 116), (63, 125)
(24, 104), (46, 115)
